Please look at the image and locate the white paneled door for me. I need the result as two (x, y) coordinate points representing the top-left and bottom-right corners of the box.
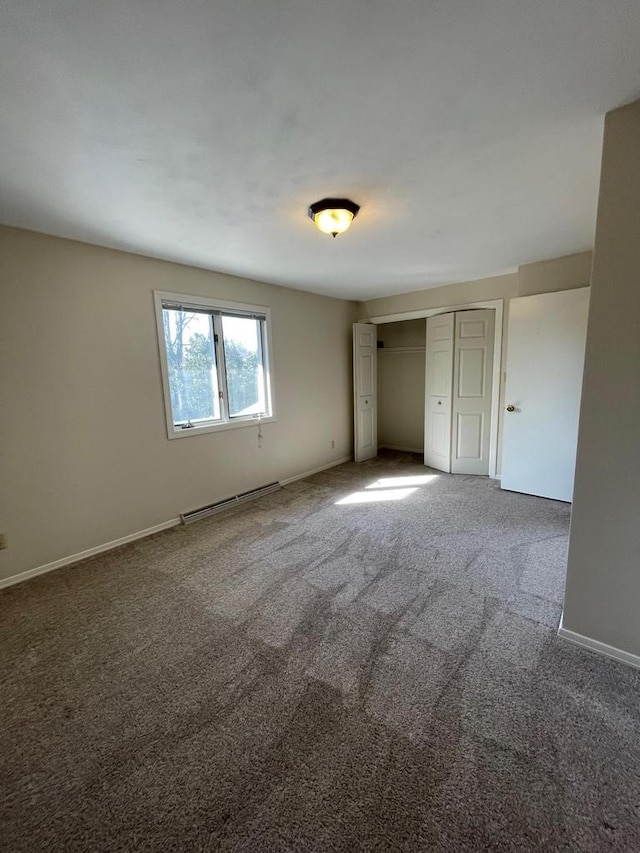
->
(424, 309), (495, 475)
(353, 323), (378, 462)
(451, 309), (495, 474)
(424, 313), (454, 472)
(501, 288), (590, 502)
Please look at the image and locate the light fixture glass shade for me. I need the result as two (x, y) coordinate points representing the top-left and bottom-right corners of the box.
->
(314, 207), (354, 235)
(308, 198), (360, 237)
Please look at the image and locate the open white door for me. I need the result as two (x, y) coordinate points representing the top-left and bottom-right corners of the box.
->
(451, 310), (495, 475)
(424, 313), (454, 472)
(353, 323), (377, 462)
(501, 288), (590, 501)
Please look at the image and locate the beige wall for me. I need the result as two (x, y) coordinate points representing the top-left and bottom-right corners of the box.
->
(359, 272), (517, 319)
(377, 319), (426, 349)
(0, 226), (356, 582)
(358, 253), (591, 319)
(563, 100), (640, 656)
(377, 319), (425, 451)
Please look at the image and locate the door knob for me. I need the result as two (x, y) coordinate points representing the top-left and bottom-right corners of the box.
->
(506, 404), (515, 412)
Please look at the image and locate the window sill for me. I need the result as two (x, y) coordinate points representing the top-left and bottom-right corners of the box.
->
(167, 414), (276, 440)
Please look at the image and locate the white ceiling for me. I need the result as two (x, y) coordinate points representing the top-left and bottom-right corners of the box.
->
(1, 1), (640, 301)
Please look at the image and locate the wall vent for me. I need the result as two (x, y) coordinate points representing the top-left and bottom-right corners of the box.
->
(180, 481), (281, 525)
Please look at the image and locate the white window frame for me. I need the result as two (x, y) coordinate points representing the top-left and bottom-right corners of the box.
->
(154, 290), (276, 439)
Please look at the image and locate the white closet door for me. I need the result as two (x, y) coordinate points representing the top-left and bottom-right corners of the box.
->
(424, 313), (454, 472)
(353, 323), (378, 462)
(451, 309), (495, 475)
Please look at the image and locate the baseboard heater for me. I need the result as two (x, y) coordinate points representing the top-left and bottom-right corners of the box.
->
(180, 481), (281, 525)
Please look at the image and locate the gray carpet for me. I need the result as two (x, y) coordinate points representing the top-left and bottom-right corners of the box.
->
(2, 451), (640, 852)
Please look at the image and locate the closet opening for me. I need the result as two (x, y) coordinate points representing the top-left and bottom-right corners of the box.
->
(354, 300), (503, 477)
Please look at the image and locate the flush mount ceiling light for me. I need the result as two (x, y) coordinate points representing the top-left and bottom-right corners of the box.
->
(308, 198), (360, 237)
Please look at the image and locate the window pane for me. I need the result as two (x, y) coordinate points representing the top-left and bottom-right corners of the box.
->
(162, 308), (220, 424)
(221, 316), (266, 417)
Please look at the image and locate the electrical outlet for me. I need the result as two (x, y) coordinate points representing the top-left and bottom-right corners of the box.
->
(0, 533), (7, 551)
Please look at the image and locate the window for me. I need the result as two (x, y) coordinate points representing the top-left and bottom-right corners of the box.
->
(154, 291), (274, 438)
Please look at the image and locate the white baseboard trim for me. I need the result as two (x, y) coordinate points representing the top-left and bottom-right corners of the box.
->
(0, 518), (181, 591)
(280, 455), (352, 486)
(378, 445), (423, 454)
(557, 615), (640, 670)
(0, 456), (354, 591)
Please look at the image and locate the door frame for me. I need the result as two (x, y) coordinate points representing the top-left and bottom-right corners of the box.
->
(359, 299), (504, 479)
